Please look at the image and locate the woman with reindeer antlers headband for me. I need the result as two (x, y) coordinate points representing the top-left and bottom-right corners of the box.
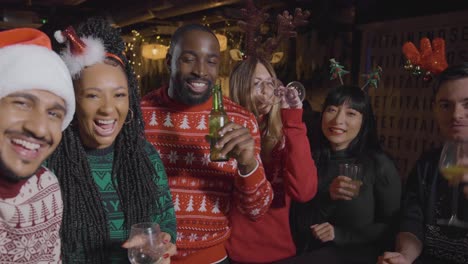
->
(46, 17), (176, 263)
(287, 65), (401, 263)
(225, 3), (318, 263)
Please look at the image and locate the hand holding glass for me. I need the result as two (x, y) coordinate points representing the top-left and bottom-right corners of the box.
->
(438, 141), (468, 228)
(339, 163), (362, 196)
(128, 223), (164, 264)
(254, 78), (305, 106)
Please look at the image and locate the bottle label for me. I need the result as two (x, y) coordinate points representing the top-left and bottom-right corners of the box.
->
(209, 114), (229, 162)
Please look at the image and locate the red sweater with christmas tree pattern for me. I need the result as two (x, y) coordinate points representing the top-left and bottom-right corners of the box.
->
(141, 86), (273, 264)
(0, 167), (63, 264)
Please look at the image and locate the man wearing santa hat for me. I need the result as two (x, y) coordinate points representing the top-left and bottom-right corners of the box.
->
(0, 28), (75, 263)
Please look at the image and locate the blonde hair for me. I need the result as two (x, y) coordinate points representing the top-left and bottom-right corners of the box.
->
(229, 57), (282, 162)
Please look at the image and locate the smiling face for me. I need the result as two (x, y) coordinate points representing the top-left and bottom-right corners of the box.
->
(75, 62), (129, 149)
(434, 77), (468, 141)
(168, 29), (220, 105)
(0, 89), (65, 180)
(322, 102), (363, 151)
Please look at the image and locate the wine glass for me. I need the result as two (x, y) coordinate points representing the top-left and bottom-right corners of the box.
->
(128, 222), (164, 264)
(283, 81), (306, 102)
(254, 78), (306, 106)
(437, 141), (468, 228)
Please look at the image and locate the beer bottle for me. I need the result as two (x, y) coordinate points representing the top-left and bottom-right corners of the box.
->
(209, 84), (229, 162)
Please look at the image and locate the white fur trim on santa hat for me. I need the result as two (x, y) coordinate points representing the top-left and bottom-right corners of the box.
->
(59, 36), (106, 78)
(0, 45), (75, 130)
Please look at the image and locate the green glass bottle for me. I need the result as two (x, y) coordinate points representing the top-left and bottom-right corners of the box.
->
(209, 84), (229, 162)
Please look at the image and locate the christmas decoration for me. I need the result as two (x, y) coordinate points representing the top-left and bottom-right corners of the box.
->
(402, 37), (448, 81)
(329, 58), (349, 85)
(125, 29), (148, 79)
(231, 0), (310, 63)
(361, 66), (383, 91)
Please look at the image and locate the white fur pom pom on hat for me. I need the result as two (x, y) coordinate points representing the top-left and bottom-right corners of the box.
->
(53, 26), (107, 79)
(54, 30), (66, 44)
(60, 37), (106, 78)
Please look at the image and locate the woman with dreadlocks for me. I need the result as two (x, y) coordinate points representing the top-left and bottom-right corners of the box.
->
(46, 17), (176, 263)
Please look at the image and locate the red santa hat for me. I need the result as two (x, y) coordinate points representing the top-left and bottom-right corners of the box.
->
(0, 28), (75, 130)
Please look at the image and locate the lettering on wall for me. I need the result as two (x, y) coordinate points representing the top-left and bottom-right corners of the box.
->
(360, 11), (468, 178)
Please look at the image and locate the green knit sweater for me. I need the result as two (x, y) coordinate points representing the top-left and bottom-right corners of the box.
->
(84, 141), (176, 263)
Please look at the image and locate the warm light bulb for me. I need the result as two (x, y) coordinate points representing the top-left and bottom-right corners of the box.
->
(141, 44), (169, 60)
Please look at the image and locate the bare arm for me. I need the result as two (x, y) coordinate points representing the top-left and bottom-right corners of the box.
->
(395, 232), (423, 262)
(378, 232), (423, 264)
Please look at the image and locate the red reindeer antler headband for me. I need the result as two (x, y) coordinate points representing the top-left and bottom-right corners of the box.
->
(402, 37), (448, 81)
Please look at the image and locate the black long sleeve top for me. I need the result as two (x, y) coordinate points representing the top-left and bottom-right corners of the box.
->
(290, 150), (401, 259)
(400, 148), (468, 264)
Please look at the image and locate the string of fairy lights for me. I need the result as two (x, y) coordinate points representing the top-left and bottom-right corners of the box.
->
(125, 30), (144, 79)
(124, 29), (176, 80)
(124, 19), (243, 81)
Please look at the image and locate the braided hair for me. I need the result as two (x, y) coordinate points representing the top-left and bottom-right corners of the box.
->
(47, 17), (161, 263)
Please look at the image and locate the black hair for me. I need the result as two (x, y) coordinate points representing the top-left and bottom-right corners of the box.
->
(315, 85), (382, 164)
(433, 62), (468, 95)
(168, 23), (217, 55)
(47, 17), (161, 263)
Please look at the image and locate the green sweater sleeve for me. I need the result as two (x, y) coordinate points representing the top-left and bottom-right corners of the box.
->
(334, 154), (402, 246)
(146, 142), (177, 243)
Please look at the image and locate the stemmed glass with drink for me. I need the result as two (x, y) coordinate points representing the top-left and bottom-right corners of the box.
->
(253, 78), (306, 107)
(127, 222), (165, 264)
(437, 140), (468, 228)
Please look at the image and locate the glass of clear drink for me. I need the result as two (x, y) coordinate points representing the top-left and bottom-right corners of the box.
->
(128, 222), (164, 264)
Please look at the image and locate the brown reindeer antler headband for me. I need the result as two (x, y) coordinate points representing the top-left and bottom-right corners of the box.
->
(230, 0), (310, 64)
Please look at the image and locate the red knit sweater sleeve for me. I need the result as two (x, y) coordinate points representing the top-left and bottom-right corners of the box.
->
(233, 112), (273, 221)
(281, 108), (317, 202)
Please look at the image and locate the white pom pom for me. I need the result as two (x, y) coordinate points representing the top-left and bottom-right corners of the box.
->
(54, 30), (66, 44)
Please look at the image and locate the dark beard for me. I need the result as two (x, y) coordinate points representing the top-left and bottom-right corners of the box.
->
(173, 79), (212, 105)
(0, 158), (36, 182)
(181, 89), (212, 105)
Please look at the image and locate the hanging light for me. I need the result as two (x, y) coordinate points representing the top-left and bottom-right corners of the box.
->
(141, 44), (169, 60)
(215, 34), (227, 52)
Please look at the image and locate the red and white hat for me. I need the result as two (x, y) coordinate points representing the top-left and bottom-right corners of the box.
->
(0, 28), (75, 130)
(54, 26), (124, 79)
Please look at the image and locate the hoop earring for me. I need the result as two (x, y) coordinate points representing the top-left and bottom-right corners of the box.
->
(125, 109), (134, 124)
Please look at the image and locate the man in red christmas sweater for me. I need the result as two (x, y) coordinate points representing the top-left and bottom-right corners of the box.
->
(141, 24), (273, 264)
(0, 28), (75, 263)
